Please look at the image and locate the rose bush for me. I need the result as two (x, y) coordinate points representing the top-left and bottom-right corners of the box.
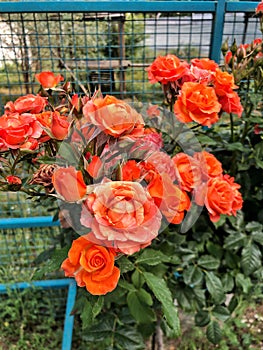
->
(0, 4), (262, 348)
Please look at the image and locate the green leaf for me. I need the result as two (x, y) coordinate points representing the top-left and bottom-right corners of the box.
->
(251, 231), (263, 245)
(136, 249), (171, 266)
(245, 221), (263, 232)
(92, 296), (104, 319)
(195, 310), (210, 327)
(118, 280), (137, 292)
(225, 142), (249, 152)
(127, 291), (156, 324)
(116, 256), (135, 273)
(143, 272), (180, 336)
(136, 288), (153, 306)
(183, 265), (203, 286)
(205, 272), (225, 304)
(212, 306), (230, 322)
(224, 232), (246, 250)
(235, 273), (252, 293)
(197, 134), (217, 146)
(206, 321), (222, 345)
(57, 142), (80, 165)
(81, 299), (93, 329)
(221, 274), (234, 292)
(131, 269), (145, 289)
(198, 255), (220, 270)
(241, 243), (262, 276)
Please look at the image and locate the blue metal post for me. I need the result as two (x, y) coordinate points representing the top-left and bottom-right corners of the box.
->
(210, 0), (226, 63)
(62, 280), (77, 350)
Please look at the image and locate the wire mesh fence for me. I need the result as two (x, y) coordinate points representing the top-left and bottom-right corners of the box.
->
(0, 4), (261, 111)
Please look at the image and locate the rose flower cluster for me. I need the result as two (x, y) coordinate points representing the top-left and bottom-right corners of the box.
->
(147, 55), (244, 126)
(0, 65), (243, 295)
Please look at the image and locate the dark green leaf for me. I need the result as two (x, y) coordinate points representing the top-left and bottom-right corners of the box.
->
(92, 296), (104, 319)
(195, 310), (210, 327)
(116, 256), (135, 273)
(183, 265), (203, 286)
(136, 249), (171, 266)
(212, 306), (230, 322)
(197, 135), (217, 146)
(57, 142), (80, 165)
(221, 274), (234, 292)
(206, 321), (222, 344)
(198, 255), (220, 270)
(118, 280), (137, 292)
(127, 291), (156, 324)
(143, 272), (180, 336)
(251, 231), (263, 245)
(224, 232), (246, 250)
(235, 273), (252, 293)
(245, 221), (263, 232)
(241, 243), (262, 276)
(205, 272), (225, 304)
(225, 142), (249, 152)
(80, 299), (93, 329)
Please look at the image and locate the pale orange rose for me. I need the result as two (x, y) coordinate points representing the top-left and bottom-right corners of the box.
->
(174, 82), (221, 127)
(61, 235), (120, 295)
(52, 166), (87, 202)
(146, 150), (176, 181)
(0, 113), (42, 149)
(35, 71), (64, 89)
(5, 94), (48, 115)
(80, 180), (162, 255)
(82, 95), (144, 138)
(146, 54), (189, 84)
(172, 152), (202, 192)
(51, 111), (70, 140)
(193, 151), (223, 180)
(86, 155), (103, 179)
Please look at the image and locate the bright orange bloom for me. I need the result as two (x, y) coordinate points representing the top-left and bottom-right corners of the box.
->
(256, 0), (263, 14)
(121, 160), (141, 181)
(5, 94), (48, 115)
(146, 54), (189, 84)
(61, 235), (120, 295)
(83, 95), (144, 138)
(35, 71), (64, 89)
(51, 112), (70, 140)
(0, 113), (42, 149)
(218, 90), (243, 117)
(214, 69), (238, 96)
(86, 155), (103, 179)
(172, 152), (202, 192)
(193, 151), (223, 180)
(174, 82), (221, 127)
(52, 166), (87, 202)
(6, 175), (22, 185)
(159, 173), (190, 224)
(191, 58), (218, 72)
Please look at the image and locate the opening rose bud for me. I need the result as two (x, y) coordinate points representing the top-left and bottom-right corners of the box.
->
(35, 71), (64, 89)
(52, 166), (87, 202)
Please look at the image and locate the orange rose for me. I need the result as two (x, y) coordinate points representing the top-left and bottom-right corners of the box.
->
(5, 94), (48, 115)
(0, 113), (42, 149)
(159, 173), (190, 224)
(83, 95), (144, 138)
(121, 160), (141, 181)
(6, 175), (22, 185)
(203, 177), (237, 222)
(256, 0), (263, 14)
(172, 152), (202, 192)
(36, 111), (70, 140)
(61, 235), (120, 295)
(174, 82), (221, 127)
(223, 174), (243, 216)
(214, 69), (238, 96)
(86, 155), (103, 179)
(146, 150), (176, 181)
(218, 90), (243, 117)
(80, 180), (162, 255)
(146, 54), (189, 84)
(35, 71), (64, 89)
(52, 166), (87, 202)
(193, 151), (223, 180)
(191, 58), (218, 72)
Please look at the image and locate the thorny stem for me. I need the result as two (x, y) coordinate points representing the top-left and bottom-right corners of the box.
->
(230, 113), (235, 143)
